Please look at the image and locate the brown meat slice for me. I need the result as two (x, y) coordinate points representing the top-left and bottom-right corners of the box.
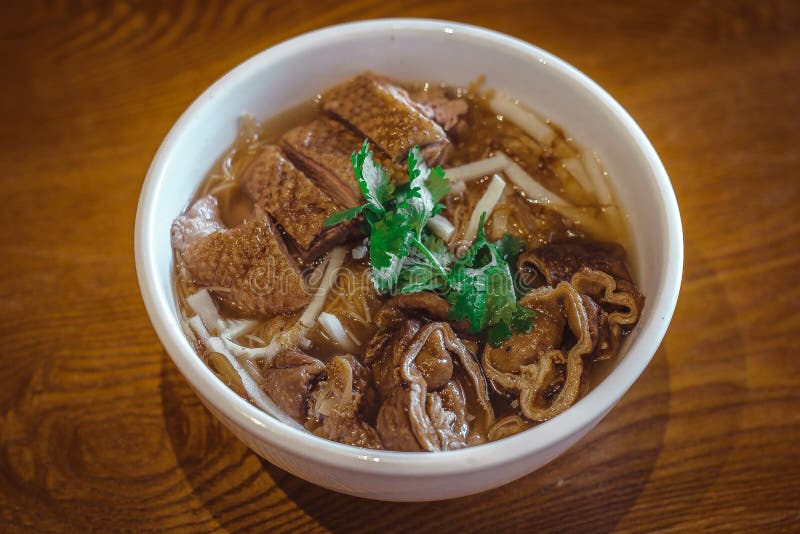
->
(322, 73), (450, 164)
(368, 320), (495, 451)
(263, 349), (326, 420)
(281, 118), (364, 208)
(241, 145), (353, 259)
(376, 389), (425, 451)
(242, 145), (339, 249)
(182, 210), (310, 316)
(571, 268), (644, 361)
(482, 282), (595, 422)
(518, 240), (633, 286)
(309, 355), (382, 449)
(411, 86), (469, 132)
(518, 239), (644, 363)
(171, 195), (225, 253)
(373, 292), (470, 335)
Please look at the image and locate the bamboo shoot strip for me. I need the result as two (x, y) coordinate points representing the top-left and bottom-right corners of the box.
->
(490, 92), (556, 145)
(582, 150), (614, 206)
(186, 289), (222, 335)
(427, 214), (455, 241)
(563, 157), (596, 196)
(463, 174), (506, 244)
(500, 153), (570, 206)
(443, 153), (510, 182)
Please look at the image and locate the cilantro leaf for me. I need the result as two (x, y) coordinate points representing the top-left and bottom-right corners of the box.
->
(324, 141), (395, 228)
(396, 260), (447, 294)
(483, 262), (518, 325)
(427, 166), (450, 204)
(510, 305), (536, 333)
(447, 256), (516, 334)
(407, 147), (449, 204)
(368, 210), (414, 292)
(446, 269), (489, 334)
(420, 234), (452, 270)
(352, 140), (394, 213)
(446, 213), (535, 343)
(487, 321), (513, 348)
(494, 233), (526, 264)
(404, 147), (450, 232)
(487, 304), (536, 348)
(323, 204), (365, 227)
(396, 235), (451, 294)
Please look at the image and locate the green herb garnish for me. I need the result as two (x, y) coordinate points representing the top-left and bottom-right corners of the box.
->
(324, 140), (534, 346)
(325, 141), (449, 292)
(396, 233), (451, 294)
(446, 214), (535, 344)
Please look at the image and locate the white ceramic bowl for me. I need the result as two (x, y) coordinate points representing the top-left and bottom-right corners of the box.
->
(135, 19), (682, 501)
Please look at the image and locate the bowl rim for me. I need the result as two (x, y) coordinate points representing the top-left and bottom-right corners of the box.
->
(135, 18), (683, 476)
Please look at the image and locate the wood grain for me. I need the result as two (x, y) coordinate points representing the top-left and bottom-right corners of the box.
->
(1, 0), (799, 531)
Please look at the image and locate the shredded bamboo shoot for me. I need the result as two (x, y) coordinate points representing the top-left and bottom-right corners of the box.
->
(464, 174), (506, 243)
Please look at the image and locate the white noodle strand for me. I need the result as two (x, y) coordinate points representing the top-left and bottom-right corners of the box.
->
(318, 312), (358, 353)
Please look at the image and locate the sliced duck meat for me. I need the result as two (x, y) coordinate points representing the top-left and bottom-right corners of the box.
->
(171, 195), (225, 254)
(241, 145), (354, 260)
(518, 240), (633, 286)
(281, 117), (365, 208)
(322, 73), (450, 165)
(309, 354), (382, 449)
(262, 349), (326, 420)
(482, 282), (595, 422)
(181, 207), (310, 317)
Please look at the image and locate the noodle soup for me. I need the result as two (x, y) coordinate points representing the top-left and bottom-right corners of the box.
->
(170, 73), (643, 451)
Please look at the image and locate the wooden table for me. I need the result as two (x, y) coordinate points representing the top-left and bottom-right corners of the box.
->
(1, 1), (798, 531)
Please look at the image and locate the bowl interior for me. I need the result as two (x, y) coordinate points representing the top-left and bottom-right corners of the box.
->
(136, 19), (681, 471)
